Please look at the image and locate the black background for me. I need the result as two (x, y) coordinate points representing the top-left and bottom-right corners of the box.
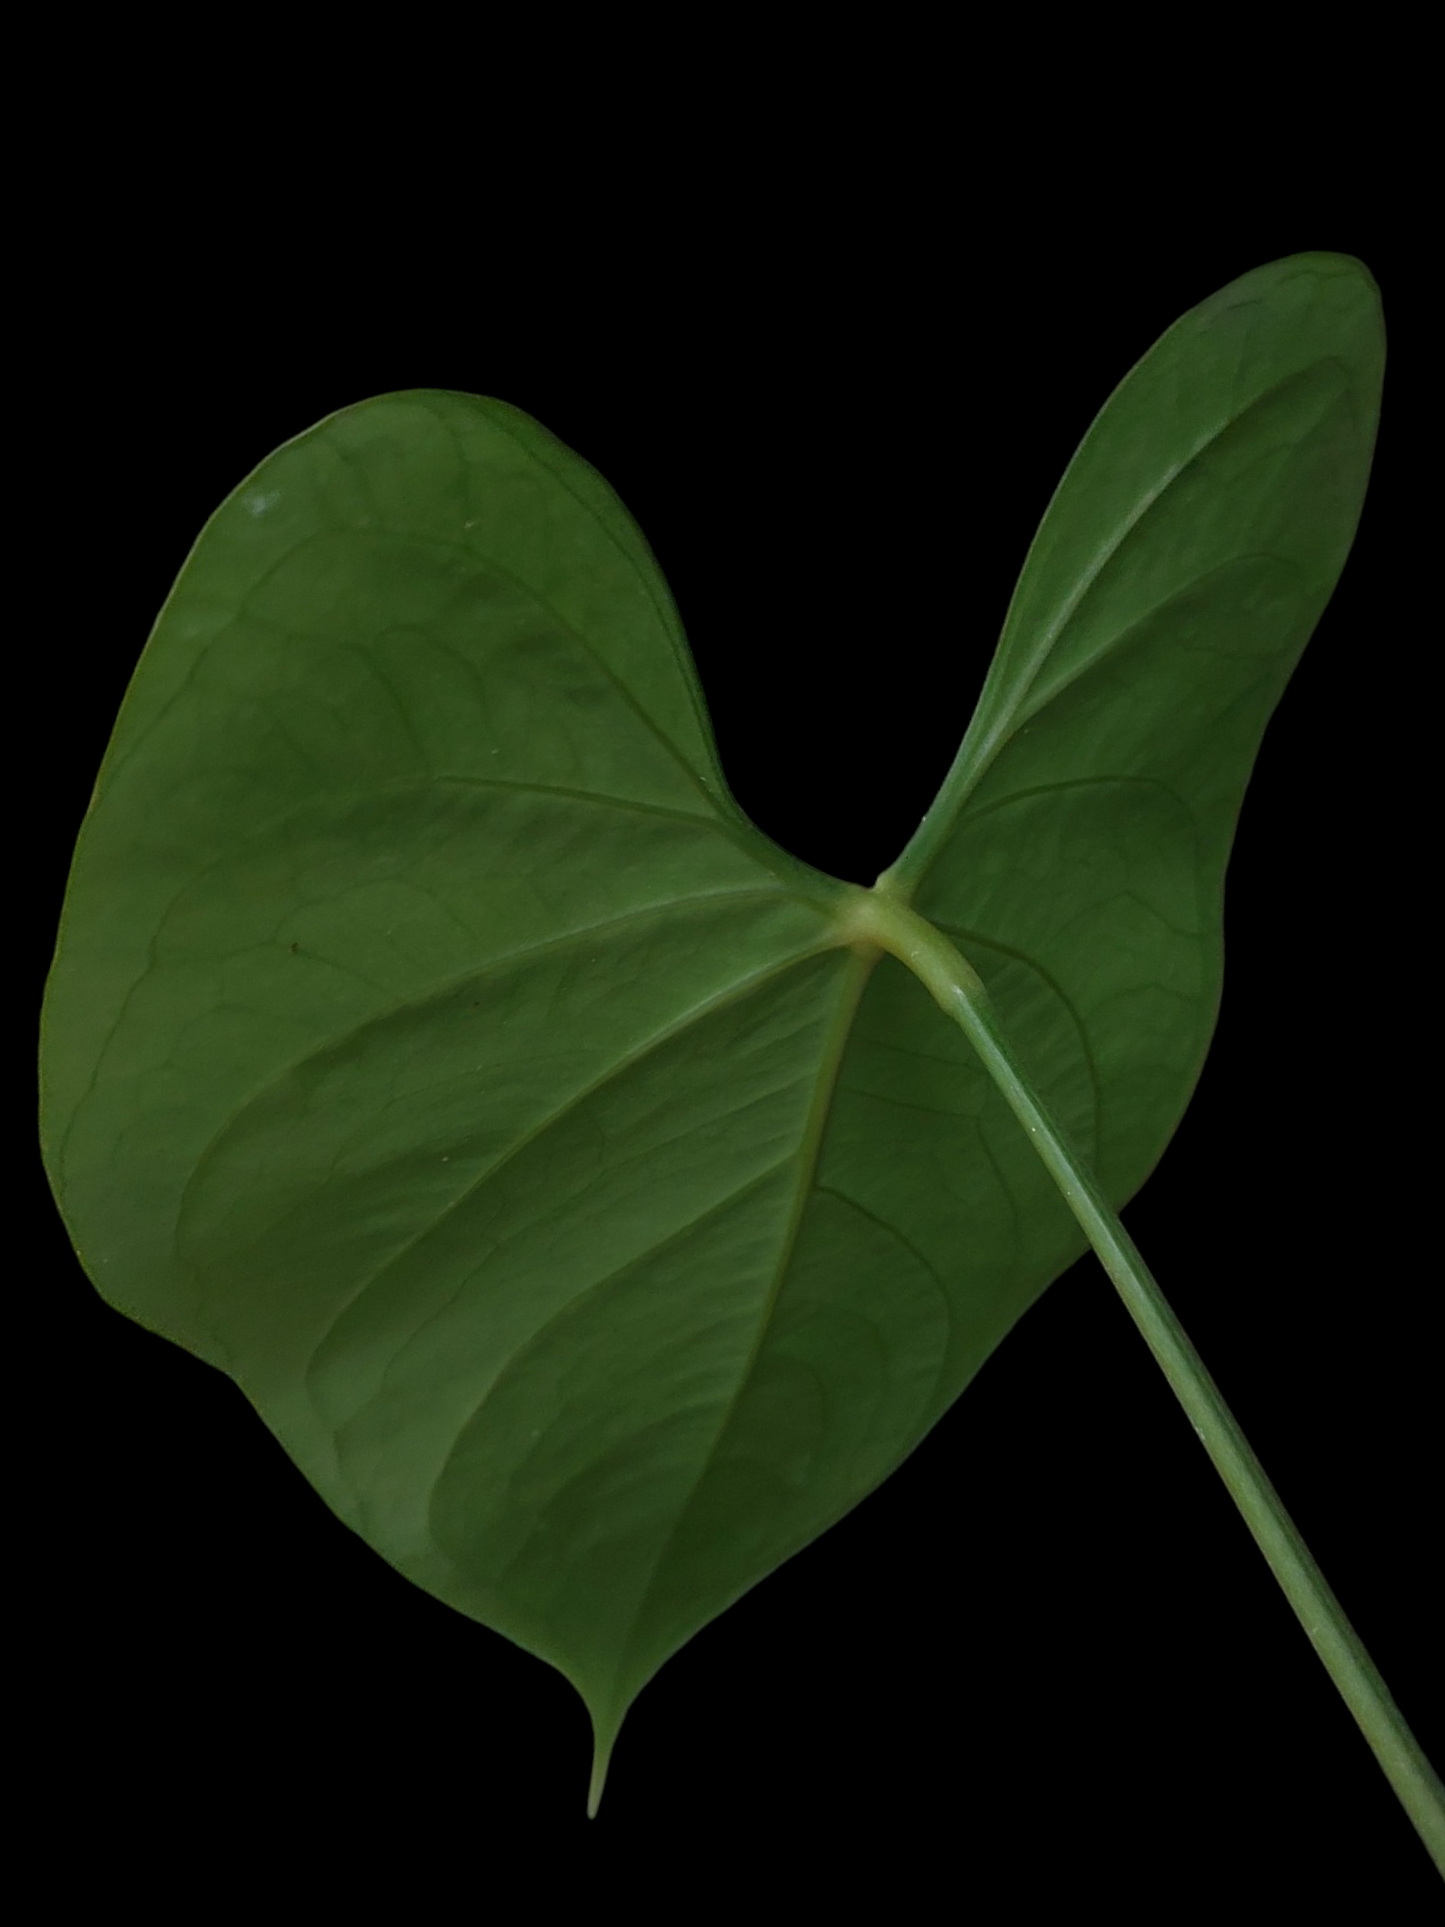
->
(32, 136), (1436, 1907)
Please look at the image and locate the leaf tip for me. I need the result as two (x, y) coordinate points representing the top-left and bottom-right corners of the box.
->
(587, 1735), (614, 1820)
(583, 1682), (633, 1817)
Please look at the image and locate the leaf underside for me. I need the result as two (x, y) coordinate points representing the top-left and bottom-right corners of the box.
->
(41, 255), (1383, 1778)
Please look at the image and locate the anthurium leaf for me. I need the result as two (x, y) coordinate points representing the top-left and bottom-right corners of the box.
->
(40, 252), (1383, 1800)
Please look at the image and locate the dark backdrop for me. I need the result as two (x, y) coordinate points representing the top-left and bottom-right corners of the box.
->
(32, 164), (1436, 1908)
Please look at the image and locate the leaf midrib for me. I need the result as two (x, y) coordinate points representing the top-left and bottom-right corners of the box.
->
(609, 944), (878, 1702)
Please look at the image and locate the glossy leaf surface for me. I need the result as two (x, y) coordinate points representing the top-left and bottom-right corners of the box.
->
(41, 254), (1383, 1782)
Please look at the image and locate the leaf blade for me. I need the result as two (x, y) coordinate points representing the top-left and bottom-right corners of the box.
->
(41, 255), (1386, 1790)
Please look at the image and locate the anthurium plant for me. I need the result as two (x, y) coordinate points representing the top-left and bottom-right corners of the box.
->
(40, 251), (1442, 1866)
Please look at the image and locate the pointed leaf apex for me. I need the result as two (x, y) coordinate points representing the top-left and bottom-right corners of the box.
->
(587, 1742), (611, 1820)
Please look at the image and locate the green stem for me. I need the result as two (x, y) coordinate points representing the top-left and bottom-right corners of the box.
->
(844, 887), (1445, 1875)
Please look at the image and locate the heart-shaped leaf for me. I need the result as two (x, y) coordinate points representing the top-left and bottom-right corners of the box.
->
(40, 253), (1383, 1801)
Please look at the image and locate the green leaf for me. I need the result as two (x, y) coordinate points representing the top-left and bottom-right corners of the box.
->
(40, 252), (1383, 1803)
